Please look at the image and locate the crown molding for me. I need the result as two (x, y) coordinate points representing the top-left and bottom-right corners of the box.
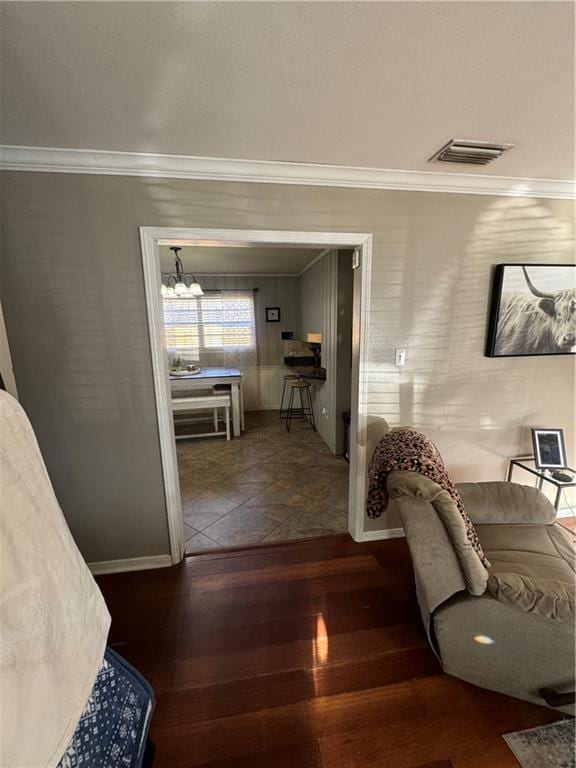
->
(1, 144), (574, 199)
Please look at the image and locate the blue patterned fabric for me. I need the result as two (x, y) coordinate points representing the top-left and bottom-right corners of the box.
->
(57, 648), (155, 768)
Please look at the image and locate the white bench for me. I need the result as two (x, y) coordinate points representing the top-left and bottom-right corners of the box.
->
(171, 394), (231, 441)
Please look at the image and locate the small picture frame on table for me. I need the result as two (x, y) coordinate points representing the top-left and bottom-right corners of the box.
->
(531, 428), (567, 470)
(266, 307), (280, 322)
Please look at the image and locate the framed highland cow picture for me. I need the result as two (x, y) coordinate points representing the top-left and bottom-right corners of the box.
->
(486, 264), (576, 357)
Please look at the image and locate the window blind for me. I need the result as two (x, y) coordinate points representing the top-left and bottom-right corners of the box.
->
(163, 290), (256, 360)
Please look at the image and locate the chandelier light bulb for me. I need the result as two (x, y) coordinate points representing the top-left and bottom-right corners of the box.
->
(189, 282), (204, 296)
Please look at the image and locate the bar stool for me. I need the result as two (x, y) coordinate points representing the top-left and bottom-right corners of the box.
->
(285, 380), (316, 433)
(279, 374), (300, 418)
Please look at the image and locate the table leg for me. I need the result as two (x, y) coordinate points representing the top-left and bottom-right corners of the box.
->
(555, 485), (562, 511)
(231, 384), (241, 437)
(239, 381), (245, 432)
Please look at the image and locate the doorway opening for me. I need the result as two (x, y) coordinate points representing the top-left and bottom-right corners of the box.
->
(140, 228), (372, 563)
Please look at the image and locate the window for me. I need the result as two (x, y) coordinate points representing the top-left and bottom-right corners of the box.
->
(163, 290), (256, 360)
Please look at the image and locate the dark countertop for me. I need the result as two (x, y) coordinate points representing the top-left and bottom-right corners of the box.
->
(289, 365), (326, 381)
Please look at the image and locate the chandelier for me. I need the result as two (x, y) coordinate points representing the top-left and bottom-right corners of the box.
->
(161, 246), (204, 297)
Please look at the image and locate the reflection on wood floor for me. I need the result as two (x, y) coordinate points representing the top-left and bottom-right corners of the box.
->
(175, 411), (350, 552)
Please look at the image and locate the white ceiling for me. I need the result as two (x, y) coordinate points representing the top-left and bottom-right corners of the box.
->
(1, 2), (573, 180)
(159, 246), (324, 276)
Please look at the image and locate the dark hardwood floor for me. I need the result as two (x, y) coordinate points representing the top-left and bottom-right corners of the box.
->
(96, 535), (558, 768)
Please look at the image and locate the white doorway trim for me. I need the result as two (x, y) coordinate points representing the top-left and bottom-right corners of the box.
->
(139, 227), (373, 564)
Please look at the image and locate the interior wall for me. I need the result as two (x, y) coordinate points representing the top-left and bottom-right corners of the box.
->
(300, 251), (338, 452)
(335, 251), (354, 455)
(1, 171), (573, 560)
(299, 250), (354, 456)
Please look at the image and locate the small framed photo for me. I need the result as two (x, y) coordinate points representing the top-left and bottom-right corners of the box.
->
(265, 307), (280, 323)
(531, 428), (567, 469)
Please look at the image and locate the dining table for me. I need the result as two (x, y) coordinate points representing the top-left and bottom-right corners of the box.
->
(169, 367), (244, 437)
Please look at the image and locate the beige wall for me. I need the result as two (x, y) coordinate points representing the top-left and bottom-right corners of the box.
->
(1, 171), (574, 559)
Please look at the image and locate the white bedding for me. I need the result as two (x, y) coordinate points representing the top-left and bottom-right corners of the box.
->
(0, 392), (111, 767)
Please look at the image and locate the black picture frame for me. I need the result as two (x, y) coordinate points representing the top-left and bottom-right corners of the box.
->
(485, 263), (576, 357)
(266, 307), (280, 322)
(531, 428), (567, 470)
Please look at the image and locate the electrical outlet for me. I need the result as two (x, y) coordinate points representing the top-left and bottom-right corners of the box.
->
(395, 348), (406, 367)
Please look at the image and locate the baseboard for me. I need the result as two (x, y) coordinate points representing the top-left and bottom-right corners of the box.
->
(88, 554), (173, 575)
(244, 406), (280, 411)
(556, 507), (575, 519)
(355, 527), (405, 542)
(357, 513), (575, 539)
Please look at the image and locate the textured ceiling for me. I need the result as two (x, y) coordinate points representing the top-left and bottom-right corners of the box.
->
(1, 2), (574, 179)
(159, 246), (324, 276)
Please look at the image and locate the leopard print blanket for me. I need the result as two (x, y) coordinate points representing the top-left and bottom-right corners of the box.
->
(366, 428), (488, 566)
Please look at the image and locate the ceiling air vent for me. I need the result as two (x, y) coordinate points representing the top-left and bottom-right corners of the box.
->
(428, 139), (514, 166)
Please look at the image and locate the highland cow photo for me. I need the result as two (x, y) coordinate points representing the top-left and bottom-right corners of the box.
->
(486, 264), (576, 357)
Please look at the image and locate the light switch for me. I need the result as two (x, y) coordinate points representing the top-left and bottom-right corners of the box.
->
(395, 348), (406, 367)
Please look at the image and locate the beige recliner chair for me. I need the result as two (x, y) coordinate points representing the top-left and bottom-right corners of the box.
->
(388, 471), (575, 714)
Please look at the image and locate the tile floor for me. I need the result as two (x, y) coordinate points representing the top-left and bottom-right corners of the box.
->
(175, 410), (350, 553)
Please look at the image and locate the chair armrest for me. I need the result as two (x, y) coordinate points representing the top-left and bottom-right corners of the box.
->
(457, 482), (556, 525)
(395, 495), (467, 615)
(389, 471), (488, 596)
